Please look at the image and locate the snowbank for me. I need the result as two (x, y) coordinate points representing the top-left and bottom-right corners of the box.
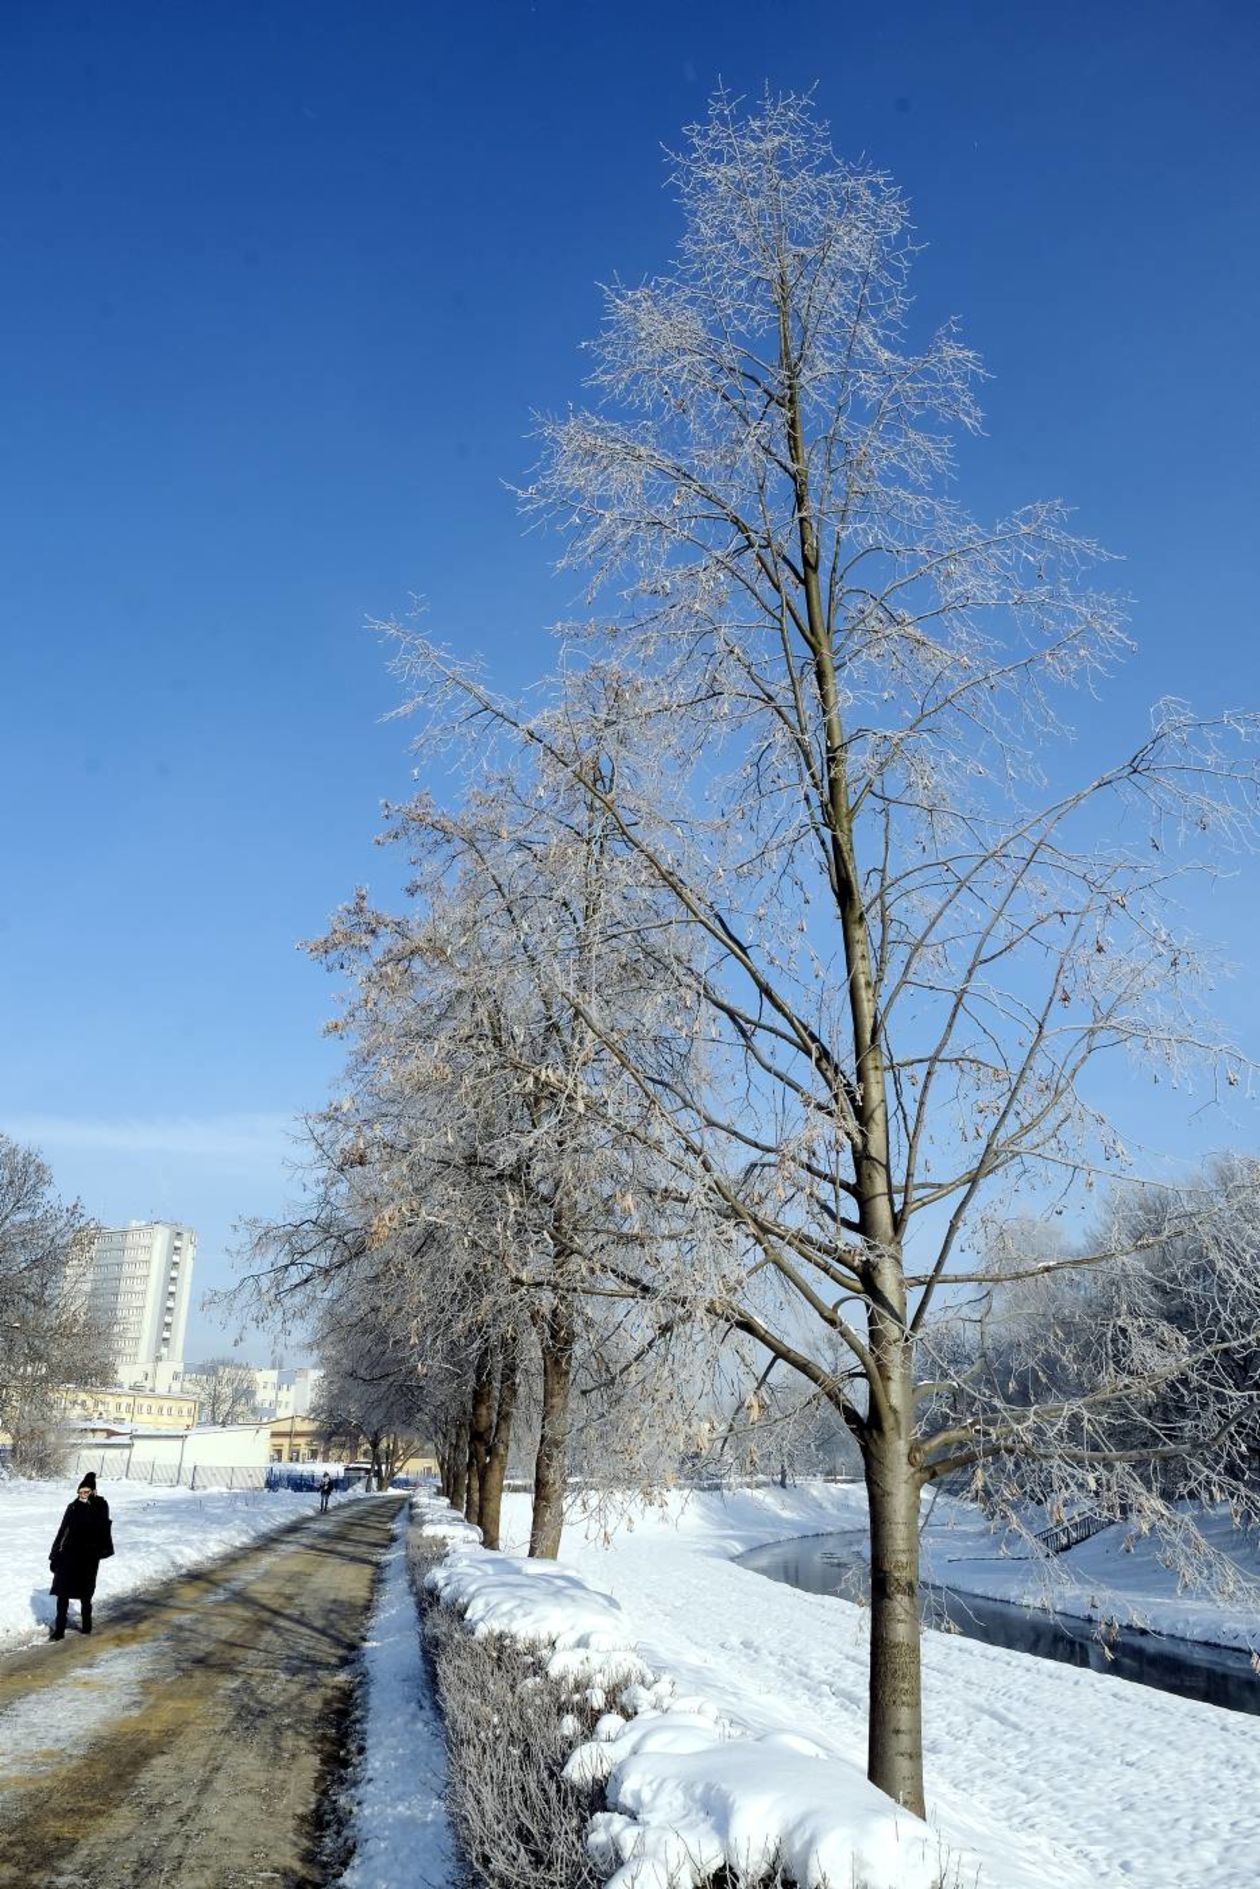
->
(0, 1474), (332, 1646)
(418, 1493), (966, 1889)
(338, 1499), (453, 1889)
(919, 1497), (1260, 1649)
(493, 1484), (1260, 1889)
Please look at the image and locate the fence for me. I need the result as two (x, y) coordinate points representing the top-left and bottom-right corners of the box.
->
(265, 1465), (368, 1493)
(1034, 1511), (1115, 1556)
(66, 1449), (269, 1492)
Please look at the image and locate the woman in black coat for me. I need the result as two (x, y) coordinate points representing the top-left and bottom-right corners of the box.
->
(48, 1471), (114, 1639)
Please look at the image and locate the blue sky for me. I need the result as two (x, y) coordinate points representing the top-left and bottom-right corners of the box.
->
(2, 1), (1257, 1359)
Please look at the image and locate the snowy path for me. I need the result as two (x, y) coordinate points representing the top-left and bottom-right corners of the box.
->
(500, 1488), (1260, 1889)
(0, 1473), (344, 1648)
(338, 1501), (454, 1888)
(0, 1497), (403, 1888)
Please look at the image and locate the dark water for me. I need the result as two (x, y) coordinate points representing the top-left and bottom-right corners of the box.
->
(736, 1530), (1260, 1716)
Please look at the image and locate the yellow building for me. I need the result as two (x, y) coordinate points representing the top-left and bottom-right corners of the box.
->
(269, 1415), (348, 1464)
(63, 1385), (200, 1430)
(267, 1416), (436, 1475)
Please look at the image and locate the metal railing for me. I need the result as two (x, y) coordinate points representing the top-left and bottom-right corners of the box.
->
(1034, 1511), (1114, 1556)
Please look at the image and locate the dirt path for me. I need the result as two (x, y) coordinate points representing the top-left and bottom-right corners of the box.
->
(0, 1495), (406, 1889)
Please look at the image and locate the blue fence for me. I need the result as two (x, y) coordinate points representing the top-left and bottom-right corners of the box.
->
(265, 1465), (370, 1493)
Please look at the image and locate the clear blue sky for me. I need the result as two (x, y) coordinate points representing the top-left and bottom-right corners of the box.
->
(2, 0), (1257, 1358)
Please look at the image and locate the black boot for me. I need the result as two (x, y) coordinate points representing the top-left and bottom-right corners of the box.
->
(81, 1601), (92, 1635)
(50, 1599), (68, 1641)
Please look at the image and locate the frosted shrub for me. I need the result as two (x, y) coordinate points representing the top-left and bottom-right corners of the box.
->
(411, 1532), (601, 1889)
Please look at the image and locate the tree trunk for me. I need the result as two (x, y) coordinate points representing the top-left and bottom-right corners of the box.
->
(465, 1350), (495, 1529)
(863, 1375), (926, 1817)
(776, 297), (927, 1812)
(529, 1298), (574, 1558)
(479, 1349), (518, 1551)
(448, 1418), (469, 1512)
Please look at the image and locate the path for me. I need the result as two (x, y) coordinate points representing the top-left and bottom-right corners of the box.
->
(0, 1494), (405, 1888)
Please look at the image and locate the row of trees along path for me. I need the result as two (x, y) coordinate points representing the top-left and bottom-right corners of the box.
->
(241, 93), (1260, 1818)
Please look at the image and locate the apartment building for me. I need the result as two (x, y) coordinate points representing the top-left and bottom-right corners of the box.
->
(74, 1222), (196, 1388)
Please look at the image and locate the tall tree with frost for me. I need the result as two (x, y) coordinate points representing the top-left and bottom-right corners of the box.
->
(0, 1135), (110, 1474)
(390, 92), (1260, 1812)
(305, 757), (712, 1554)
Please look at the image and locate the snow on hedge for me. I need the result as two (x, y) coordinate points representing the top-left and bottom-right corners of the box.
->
(416, 1495), (952, 1889)
(417, 1495), (650, 1691)
(572, 1709), (951, 1889)
(412, 1498), (483, 1549)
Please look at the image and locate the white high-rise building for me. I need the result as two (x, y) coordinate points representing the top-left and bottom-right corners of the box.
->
(77, 1222), (196, 1388)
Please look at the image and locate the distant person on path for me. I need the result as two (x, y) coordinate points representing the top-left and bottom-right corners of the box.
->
(318, 1471), (333, 1513)
(48, 1472), (114, 1640)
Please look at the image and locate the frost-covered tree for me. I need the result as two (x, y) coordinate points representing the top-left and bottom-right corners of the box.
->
(387, 91), (1260, 1812)
(191, 1356), (261, 1426)
(0, 1135), (110, 1475)
(318, 756), (718, 1548)
(237, 755), (712, 1554)
(313, 1292), (433, 1489)
(950, 1162), (1260, 1523)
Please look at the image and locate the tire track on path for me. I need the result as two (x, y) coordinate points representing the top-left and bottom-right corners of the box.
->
(0, 1495), (405, 1889)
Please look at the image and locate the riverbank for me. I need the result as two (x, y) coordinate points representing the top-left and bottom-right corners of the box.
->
(498, 1484), (1260, 1889)
(918, 1497), (1260, 1651)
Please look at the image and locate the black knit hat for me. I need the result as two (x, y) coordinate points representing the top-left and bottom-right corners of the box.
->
(78, 1472), (97, 1491)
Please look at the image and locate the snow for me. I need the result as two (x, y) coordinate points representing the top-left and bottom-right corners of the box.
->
(573, 1714), (952, 1889)
(337, 1498), (454, 1889)
(919, 1496), (1260, 1650)
(420, 1491), (993, 1889)
(0, 1639), (164, 1786)
(0, 1474), (337, 1647)
(422, 1498), (650, 1689)
(460, 1483), (1260, 1889)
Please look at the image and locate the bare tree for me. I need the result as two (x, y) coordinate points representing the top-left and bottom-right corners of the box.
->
(190, 1357), (260, 1426)
(383, 91), (1260, 1812)
(313, 1286), (432, 1488)
(290, 750), (716, 1556)
(0, 1135), (110, 1476)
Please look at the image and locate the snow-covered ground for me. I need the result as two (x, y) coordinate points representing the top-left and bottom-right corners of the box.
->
(338, 1498), (454, 1889)
(0, 1473), (340, 1647)
(919, 1495), (1260, 1648)
(476, 1483), (1260, 1889)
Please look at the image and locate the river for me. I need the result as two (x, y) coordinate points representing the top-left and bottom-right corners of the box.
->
(736, 1529), (1260, 1716)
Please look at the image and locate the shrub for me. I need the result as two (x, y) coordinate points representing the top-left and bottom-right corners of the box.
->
(411, 1531), (601, 1889)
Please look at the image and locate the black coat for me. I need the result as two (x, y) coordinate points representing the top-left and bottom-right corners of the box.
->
(49, 1494), (114, 1600)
